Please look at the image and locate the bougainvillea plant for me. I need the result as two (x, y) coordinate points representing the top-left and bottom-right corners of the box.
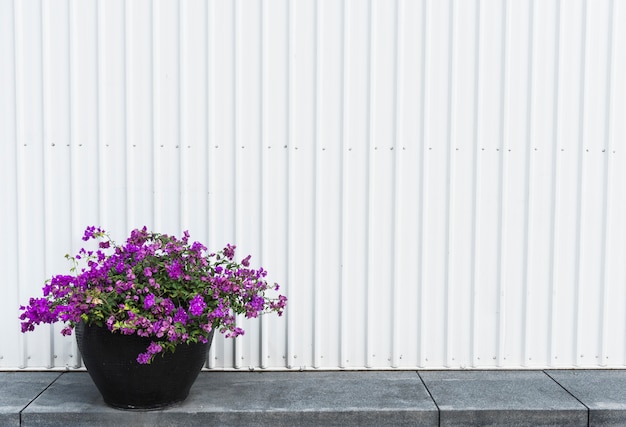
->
(19, 226), (287, 364)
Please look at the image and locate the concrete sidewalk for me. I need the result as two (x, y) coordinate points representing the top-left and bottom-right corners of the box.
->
(1, 370), (626, 426)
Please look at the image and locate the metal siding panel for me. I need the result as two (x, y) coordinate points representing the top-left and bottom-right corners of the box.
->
(340, 0), (370, 369)
(501, 0), (532, 368)
(315, 0), (343, 369)
(606, 0), (626, 367)
(287, 0), (316, 370)
(551, 0), (585, 367)
(0, 0), (19, 369)
(526, 0), (559, 368)
(393, 0), (425, 369)
(3, 0), (626, 371)
(260, 0), (290, 369)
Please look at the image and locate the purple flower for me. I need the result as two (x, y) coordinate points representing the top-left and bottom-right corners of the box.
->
(224, 244), (236, 260)
(144, 293), (156, 310)
(136, 353), (151, 364)
(173, 307), (188, 325)
(189, 294), (206, 316)
(166, 261), (183, 279)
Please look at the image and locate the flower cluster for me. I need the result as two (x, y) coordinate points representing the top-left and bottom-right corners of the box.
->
(19, 226), (287, 364)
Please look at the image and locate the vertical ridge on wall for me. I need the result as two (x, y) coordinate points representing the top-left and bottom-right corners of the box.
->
(573, 0), (587, 367)
(598, 0), (615, 366)
(443, 0), (454, 369)
(521, 0), (534, 367)
(364, 0), (374, 369)
(548, 0), (562, 365)
(495, 0), (508, 368)
(312, 0), (320, 370)
(339, 0), (348, 370)
(469, 0), (480, 368)
(391, 0), (401, 369)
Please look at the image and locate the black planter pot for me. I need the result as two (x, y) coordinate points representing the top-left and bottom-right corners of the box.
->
(75, 322), (212, 410)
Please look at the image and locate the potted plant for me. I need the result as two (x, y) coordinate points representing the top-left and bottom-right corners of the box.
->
(19, 226), (287, 410)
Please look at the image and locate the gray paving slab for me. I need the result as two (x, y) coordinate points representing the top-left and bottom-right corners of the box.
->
(547, 370), (626, 426)
(0, 372), (61, 427)
(22, 371), (438, 426)
(420, 370), (588, 427)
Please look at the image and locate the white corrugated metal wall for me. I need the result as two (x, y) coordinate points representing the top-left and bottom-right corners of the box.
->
(1, 0), (625, 370)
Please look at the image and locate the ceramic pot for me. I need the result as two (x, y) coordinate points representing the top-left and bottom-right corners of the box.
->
(75, 322), (212, 410)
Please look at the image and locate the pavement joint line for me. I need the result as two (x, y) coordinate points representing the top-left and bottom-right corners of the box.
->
(543, 369), (591, 426)
(416, 371), (441, 427)
(18, 371), (63, 425)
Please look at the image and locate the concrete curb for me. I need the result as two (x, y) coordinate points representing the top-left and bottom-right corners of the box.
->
(2, 370), (626, 426)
